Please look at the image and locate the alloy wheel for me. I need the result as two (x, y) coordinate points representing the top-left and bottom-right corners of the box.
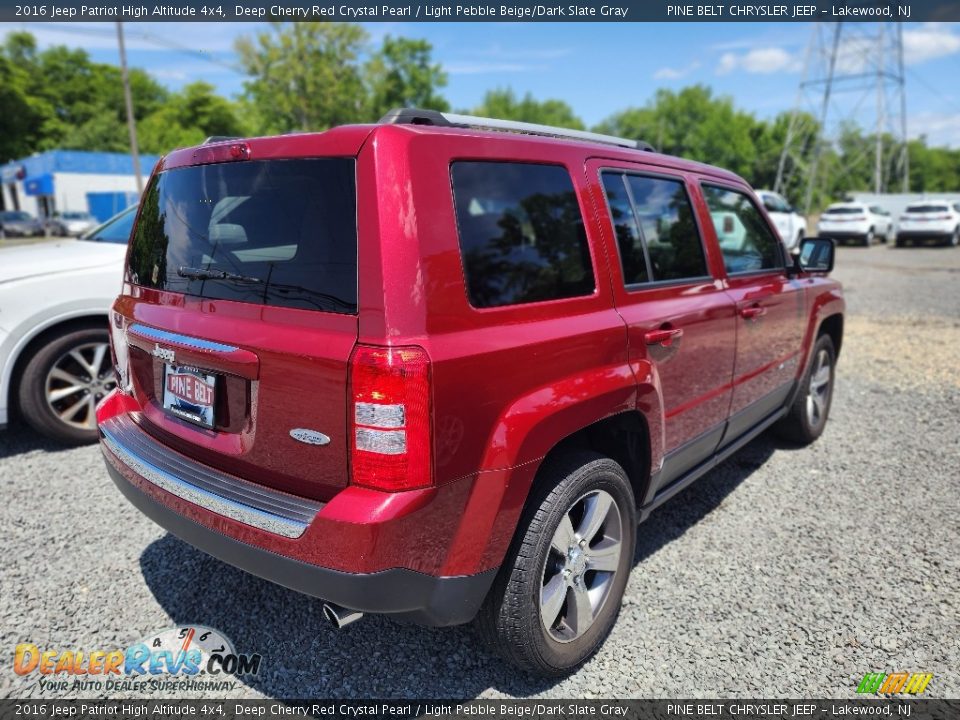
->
(44, 342), (116, 431)
(805, 348), (832, 430)
(540, 489), (623, 643)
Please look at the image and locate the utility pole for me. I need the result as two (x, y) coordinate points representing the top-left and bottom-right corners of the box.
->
(116, 21), (143, 195)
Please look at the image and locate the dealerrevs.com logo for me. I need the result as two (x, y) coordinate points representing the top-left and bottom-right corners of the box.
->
(14, 626), (262, 693)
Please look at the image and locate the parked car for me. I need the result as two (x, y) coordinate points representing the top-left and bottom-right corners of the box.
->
(97, 110), (844, 676)
(816, 202), (893, 245)
(0, 205), (137, 444)
(895, 200), (960, 247)
(0, 210), (45, 238)
(756, 190), (807, 250)
(48, 211), (98, 238)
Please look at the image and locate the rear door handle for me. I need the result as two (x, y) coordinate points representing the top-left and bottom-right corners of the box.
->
(740, 305), (767, 320)
(644, 327), (684, 347)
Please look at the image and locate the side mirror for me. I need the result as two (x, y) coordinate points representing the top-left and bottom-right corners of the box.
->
(795, 236), (835, 273)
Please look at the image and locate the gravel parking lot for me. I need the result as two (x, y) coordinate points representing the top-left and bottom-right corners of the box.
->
(1, 244), (958, 700)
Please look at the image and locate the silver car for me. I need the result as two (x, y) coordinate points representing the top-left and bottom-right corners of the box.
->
(50, 211), (98, 237)
(0, 210), (45, 238)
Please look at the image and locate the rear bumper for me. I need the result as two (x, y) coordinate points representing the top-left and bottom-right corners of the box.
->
(817, 230), (869, 239)
(99, 408), (498, 626)
(104, 459), (494, 625)
(897, 230), (954, 239)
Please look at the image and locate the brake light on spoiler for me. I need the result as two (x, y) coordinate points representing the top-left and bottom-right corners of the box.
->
(191, 142), (251, 165)
(349, 345), (432, 492)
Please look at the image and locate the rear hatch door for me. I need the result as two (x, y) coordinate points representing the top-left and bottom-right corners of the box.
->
(119, 141), (363, 502)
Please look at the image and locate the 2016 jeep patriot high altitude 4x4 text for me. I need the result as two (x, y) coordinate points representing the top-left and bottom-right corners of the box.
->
(98, 109), (844, 676)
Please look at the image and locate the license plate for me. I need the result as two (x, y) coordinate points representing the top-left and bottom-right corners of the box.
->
(162, 364), (216, 428)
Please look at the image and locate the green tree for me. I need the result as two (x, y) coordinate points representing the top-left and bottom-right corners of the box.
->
(470, 89), (585, 130)
(0, 54), (50, 161)
(235, 22), (368, 133)
(594, 85), (757, 179)
(2, 32), (168, 154)
(364, 36), (448, 120)
(907, 138), (960, 193)
(139, 82), (247, 153)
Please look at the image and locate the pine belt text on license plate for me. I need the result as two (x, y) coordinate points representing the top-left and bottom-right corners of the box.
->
(162, 364), (216, 428)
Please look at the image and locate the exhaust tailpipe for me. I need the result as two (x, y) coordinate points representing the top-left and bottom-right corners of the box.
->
(321, 602), (364, 629)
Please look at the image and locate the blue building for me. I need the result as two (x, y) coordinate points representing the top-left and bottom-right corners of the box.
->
(0, 150), (159, 222)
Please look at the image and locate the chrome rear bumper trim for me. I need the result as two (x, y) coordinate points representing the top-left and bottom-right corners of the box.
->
(100, 416), (322, 538)
(128, 324), (239, 353)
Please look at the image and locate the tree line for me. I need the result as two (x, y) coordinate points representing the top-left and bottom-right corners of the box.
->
(2, 23), (957, 209)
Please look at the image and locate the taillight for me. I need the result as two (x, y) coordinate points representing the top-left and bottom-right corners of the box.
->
(349, 344), (432, 492)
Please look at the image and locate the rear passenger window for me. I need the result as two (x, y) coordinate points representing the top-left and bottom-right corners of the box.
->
(624, 175), (708, 282)
(702, 185), (783, 274)
(451, 162), (595, 308)
(601, 173), (648, 285)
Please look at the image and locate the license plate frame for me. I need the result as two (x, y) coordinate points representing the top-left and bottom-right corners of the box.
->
(162, 364), (217, 429)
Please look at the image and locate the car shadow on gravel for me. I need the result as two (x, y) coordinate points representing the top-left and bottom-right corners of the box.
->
(139, 433), (784, 699)
(0, 425), (72, 460)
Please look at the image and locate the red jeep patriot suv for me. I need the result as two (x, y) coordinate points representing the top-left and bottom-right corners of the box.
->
(98, 109), (844, 676)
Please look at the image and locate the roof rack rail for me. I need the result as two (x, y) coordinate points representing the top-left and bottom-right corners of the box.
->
(378, 107), (655, 152)
(202, 136), (243, 144)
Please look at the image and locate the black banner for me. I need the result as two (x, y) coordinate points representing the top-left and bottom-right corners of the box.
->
(2, 0), (960, 22)
(1, 700), (959, 720)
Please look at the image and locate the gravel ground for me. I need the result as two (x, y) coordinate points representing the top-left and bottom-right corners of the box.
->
(1, 244), (958, 699)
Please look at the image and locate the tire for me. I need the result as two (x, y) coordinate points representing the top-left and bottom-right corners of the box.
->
(16, 326), (116, 444)
(476, 451), (637, 676)
(863, 228), (875, 247)
(950, 227), (959, 247)
(776, 334), (836, 445)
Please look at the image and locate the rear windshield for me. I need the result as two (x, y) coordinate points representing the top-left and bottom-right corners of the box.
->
(128, 158), (357, 314)
(905, 205), (949, 213)
(823, 207), (863, 215)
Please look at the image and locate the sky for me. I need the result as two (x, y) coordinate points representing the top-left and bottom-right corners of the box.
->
(4, 21), (960, 147)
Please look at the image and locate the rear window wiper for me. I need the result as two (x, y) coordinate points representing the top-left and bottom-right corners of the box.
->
(178, 266), (262, 283)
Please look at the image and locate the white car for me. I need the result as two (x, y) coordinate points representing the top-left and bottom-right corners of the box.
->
(0, 206), (136, 444)
(51, 211), (98, 237)
(756, 190), (807, 250)
(896, 200), (960, 248)
(817, 202), (894, 246)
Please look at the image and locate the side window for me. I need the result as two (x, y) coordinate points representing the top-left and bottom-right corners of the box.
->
(762, 194), (788, 213)
(702, 185), (783, 274)
(451, 161), (595, 309)
(600, 172), (649, 285)
(624, 175), (708, 282)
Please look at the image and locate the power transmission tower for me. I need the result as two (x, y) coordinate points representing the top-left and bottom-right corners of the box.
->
(774, 22), (908, 215)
